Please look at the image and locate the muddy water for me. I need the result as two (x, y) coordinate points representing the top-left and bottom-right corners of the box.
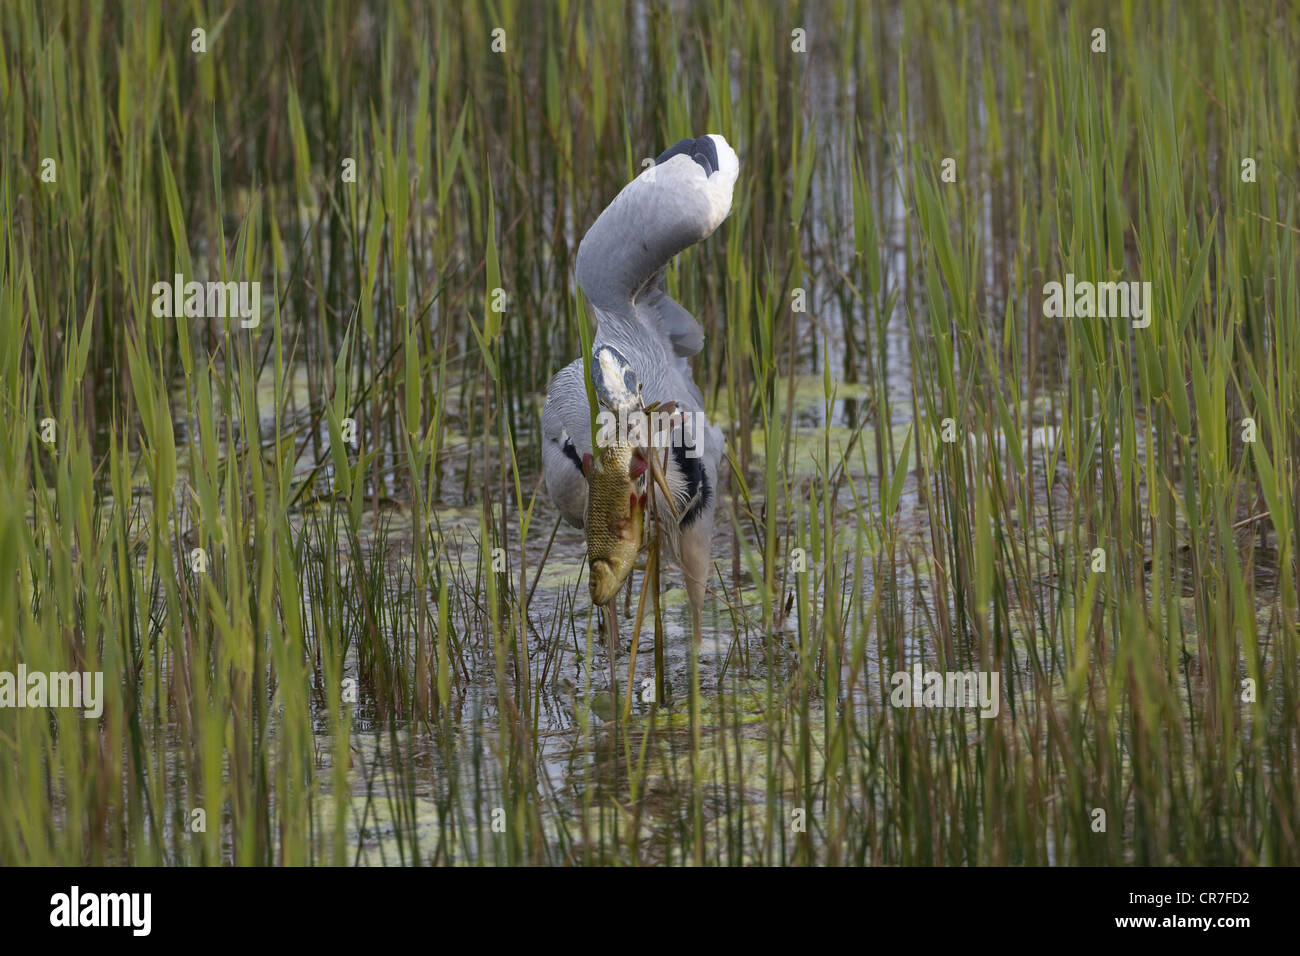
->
(304, 370), (942, 863)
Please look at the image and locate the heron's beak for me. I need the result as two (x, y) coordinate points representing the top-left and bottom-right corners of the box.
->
(646, 449), (679, 522)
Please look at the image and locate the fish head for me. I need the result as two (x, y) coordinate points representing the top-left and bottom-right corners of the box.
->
(589, 555), (625, 606)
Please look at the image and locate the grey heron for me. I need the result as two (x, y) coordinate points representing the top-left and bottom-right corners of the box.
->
(541, 133), (737, 634)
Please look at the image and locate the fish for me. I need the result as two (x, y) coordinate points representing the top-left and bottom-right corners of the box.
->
(584, 440), (648, 605)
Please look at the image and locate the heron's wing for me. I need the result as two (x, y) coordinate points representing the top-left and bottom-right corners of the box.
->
(541, 359), (592, 527)
(576, 134), (738, 359)
(542, 360), (591, 456)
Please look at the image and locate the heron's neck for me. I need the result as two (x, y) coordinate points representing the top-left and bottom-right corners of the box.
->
(592, 313), (672, 366)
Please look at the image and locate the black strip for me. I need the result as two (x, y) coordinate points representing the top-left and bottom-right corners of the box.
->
(671, 442), (711, 528)
(561, 436), (584, 474)
(655, 136), (717, 176)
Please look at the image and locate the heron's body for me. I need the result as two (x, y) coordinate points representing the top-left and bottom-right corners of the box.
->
(542, 133), (737, 614)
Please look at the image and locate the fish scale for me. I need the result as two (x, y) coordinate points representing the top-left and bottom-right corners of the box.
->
(585, 440), (647, 605)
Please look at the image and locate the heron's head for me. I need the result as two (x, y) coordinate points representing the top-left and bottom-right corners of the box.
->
(592, 345), (643, 416)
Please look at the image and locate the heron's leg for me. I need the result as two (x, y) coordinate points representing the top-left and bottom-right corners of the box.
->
(605, 603), (620, 717)
(652, 536), (666, 705)
(677, 515), (712, 630)
(624, 536), (657, 721)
